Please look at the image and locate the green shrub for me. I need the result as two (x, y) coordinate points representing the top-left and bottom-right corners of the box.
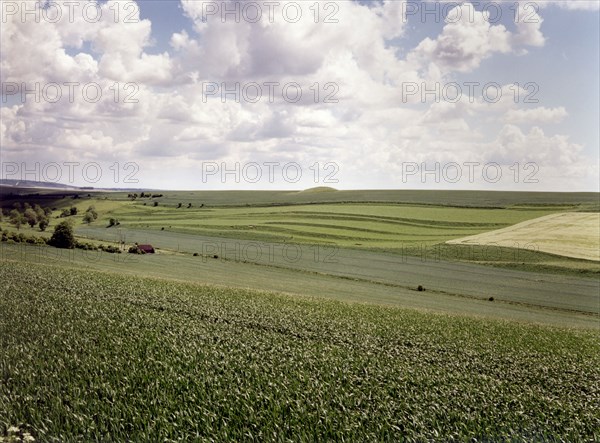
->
(48, 221), (75, 249)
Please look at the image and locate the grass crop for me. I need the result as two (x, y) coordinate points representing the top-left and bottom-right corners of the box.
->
(97, 203), (561, 248)
(1, 260), (599, 441)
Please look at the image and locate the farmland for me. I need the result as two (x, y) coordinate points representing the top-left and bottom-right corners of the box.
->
(1, 261), (599, 441)
(93, 202), (562, 248)
(1, 188), (599, 441)
(449, 212), (600, 261)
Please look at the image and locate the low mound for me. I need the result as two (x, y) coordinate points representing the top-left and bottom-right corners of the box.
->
(448, 212), (600, 261)
(298, 186), (338, 193)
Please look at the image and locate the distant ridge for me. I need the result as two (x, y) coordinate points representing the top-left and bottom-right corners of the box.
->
(0, 179), (147, 192)
(0, 179), (82, 190)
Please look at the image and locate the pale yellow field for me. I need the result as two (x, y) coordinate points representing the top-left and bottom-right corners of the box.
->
(447, 212), (600, 261)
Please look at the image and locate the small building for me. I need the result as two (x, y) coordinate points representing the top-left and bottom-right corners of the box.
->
(137, 244), (155, 254)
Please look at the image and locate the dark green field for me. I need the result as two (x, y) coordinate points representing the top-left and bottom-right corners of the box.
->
(1, 261), (599, 441)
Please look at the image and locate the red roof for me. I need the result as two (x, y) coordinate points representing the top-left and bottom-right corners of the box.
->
(138, 244), (155, 253)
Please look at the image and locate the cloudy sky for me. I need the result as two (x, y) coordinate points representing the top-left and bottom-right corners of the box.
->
(1, 0), (598, 190)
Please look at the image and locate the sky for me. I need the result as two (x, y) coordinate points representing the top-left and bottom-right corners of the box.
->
(1, 0), (599, 191)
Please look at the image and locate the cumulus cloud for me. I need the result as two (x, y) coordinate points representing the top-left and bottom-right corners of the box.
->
(0, 0), (596, 191)
(409, 3), (511, 73)
(408, 1), (547, 74)
(511, 2), (545, 48)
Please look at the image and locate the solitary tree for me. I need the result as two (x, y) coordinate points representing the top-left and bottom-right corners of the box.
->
(39, 218), (49, 231)
(83, 212), (94, 224)
(85, 206), (98, 222)
(49, 221), (75, 249)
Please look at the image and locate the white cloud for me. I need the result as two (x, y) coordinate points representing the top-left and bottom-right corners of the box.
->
(175, 0), (407, 81)
(488, 124), (581, 165)
(408, 1), (547, 74)
(505, 107), (568, 124)
(0, 0), (596, 191)
(535, 1), (600, 11)
(0, 1), (173, 85)
(511, 3), (545, 48)
(408, 3), (512, 73)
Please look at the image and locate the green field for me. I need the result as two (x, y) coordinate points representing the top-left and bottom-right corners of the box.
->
(2, 241), (598, 329)
(2, 186), (599, 209)
(99, 202), (563, 247)
(2, 191), (598, 276)
(1, 261), (599, 441)
(1, 188), (599, 441)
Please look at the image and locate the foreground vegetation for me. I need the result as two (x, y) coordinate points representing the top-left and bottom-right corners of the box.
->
(1, 261), (599, 441)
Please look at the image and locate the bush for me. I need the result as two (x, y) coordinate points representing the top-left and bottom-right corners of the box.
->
(128, 245), (145, 254)
(417, 285), (425, 292)
(0, 229), (48, 246)
(49, 221), (75, 249)
(76, 242), (97, 251)
(97, 245), (121, 254)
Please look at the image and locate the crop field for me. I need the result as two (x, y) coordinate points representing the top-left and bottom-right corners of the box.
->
(101, 202), (563, 249)
(449, 212), (600, 262)
(1, 261), (599, 441)
(1, 189), (599, 441)
(2, 186), (598, 210)
(8, 192), (595, 275)
(2, 242), (598, 329)
(66, 197), (599, 275)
